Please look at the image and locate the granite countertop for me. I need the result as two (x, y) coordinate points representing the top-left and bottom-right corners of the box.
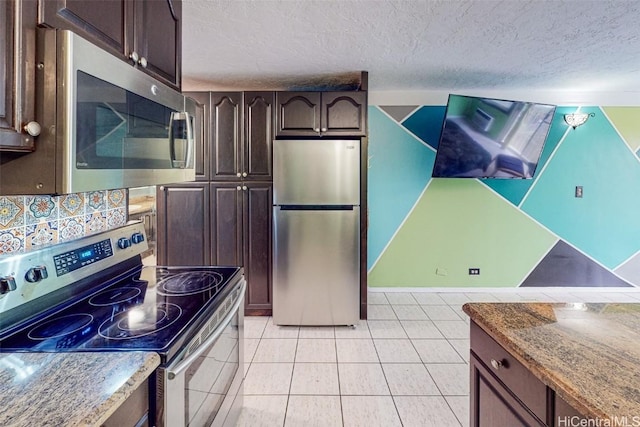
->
(0, 351), (160, 427)
(463, 302), (640, 421)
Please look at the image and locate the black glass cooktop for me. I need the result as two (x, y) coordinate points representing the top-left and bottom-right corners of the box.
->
(0, 266), (242, 360)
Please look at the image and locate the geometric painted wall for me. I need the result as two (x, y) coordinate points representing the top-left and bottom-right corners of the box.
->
(368, 104), (640, 288)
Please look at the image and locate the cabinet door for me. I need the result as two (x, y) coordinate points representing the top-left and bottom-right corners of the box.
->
(210, 182), (243, 267)
(156, 183), (210, 266)
(39, 0), (131, 58)
(275, 92), (321, 136)
(1, 0), (36, 151)
(210, 93), (242, 181)
(471, 354), (545, 427)
(321, 92), (367, 136)
(185, 92), (210, 181)
(243, 182), (272, 315)
(133, 0), (181, 89)
(244, 92), (274, 180)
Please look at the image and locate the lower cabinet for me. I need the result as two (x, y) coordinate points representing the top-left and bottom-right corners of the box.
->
(470, 321), (589, 427)
(157, 181), (272, 315)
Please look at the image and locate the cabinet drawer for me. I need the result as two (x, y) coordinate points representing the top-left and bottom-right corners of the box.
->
(471, 322), (547, 422)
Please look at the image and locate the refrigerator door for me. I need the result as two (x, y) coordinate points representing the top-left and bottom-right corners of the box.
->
(273, 139), (360, 205)
(273, 206), (360, 325)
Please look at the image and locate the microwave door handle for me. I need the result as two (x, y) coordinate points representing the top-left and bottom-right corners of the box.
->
(166, 280), (246, 379)
(184, 111), (193, 169)
(168, 111), (190, 169)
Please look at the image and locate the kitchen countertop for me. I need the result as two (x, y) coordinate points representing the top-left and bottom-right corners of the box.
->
(463, 302), (640, 421)
(0, 351), (159, 427)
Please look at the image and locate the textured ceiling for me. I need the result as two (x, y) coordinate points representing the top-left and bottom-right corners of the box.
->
(182, 0), (640, 92)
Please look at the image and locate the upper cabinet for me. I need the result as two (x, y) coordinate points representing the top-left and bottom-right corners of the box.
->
(1, 0), (37, 151)
(275, 91), (367, 137)
(39, 0), (181, 89)
(187, 91), (274, 182)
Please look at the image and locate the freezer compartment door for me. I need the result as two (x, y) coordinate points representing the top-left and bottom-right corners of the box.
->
(273, 206), (360, 325)
(273, 139), (360, 205)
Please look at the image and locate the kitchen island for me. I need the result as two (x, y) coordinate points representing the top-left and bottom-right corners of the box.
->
(463, 302), (640, 426)
(0, 351), (159, 426)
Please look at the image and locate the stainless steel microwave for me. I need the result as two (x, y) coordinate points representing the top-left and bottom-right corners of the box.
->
(0, 29), (195, 195)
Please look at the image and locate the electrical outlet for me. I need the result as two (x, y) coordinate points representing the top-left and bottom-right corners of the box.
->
(469, 268), (480, 275)
(575, 186), (583, 198)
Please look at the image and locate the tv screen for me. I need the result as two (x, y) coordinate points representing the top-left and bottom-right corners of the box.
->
(432, 94), (556, 178)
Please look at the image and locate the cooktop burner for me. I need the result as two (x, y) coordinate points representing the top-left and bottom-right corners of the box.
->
(28, 314), (94, 340)
(89, 286), (143, 306)
(157, 271), (224, 296)
(0, 265), (242, 360)
(98, 303), (183, 340)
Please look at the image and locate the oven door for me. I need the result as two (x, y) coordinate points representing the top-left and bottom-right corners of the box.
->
(157, 280), (245, 427)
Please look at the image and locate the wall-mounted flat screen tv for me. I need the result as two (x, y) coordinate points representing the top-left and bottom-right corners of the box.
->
(432, 94), (556, 178)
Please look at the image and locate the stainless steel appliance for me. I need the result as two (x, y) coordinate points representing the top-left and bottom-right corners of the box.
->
(273, 139), (360, 326)
(0, 222), (243, 427)
(0, 29), (195, 195)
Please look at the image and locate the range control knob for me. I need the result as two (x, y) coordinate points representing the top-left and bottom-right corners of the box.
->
(25, 266), (48, 283)
(117, 237), (132, 249)
(0, 276), (17, 294)
(131, 232), (145, 244)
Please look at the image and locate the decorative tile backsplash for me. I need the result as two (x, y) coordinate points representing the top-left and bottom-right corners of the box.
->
(0, 189), (127, 256)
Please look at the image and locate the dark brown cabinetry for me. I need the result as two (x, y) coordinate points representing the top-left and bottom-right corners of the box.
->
(39, 0), (181, 89)
(1, 0), (37, 151)
(275, 91), (366, 137)
(156, 183), (210, 266)
(159, 92), (274, 315)
(470, 321), (589, 427)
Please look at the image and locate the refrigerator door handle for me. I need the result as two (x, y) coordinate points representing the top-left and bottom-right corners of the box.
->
(278, 205), (355, 211)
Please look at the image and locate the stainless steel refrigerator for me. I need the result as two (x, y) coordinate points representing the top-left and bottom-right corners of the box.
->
(273, 139), (360, 326)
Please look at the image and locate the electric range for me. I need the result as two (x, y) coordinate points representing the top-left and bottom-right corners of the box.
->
(0, 221), (246, 427)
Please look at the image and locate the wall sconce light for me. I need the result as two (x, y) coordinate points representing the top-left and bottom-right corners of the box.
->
(564, 112), (594, 129)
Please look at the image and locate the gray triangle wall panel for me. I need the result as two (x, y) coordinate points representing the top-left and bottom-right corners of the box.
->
(521, 241), (633, 287)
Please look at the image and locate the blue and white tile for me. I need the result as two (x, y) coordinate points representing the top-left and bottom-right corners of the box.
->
(25, 195), (57, 226)
(0, 196), (25, 229)
(0, 229), (24, 255)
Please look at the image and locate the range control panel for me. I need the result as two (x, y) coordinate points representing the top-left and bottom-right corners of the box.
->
(0, 221), (148, 316)
(53, 239), (113, 276)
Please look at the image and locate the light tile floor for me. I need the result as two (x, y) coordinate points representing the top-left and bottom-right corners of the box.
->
(236, 289), (640, 427)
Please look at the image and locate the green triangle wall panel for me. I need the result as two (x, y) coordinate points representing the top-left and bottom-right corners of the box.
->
(521, 107), (640, 269)
(601, 107), (640, 153)
(368, 179), (557, 287)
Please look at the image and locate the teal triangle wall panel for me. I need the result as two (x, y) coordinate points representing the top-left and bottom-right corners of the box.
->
(367, 106), (436, 270)
(521, 107), (640, 269)
(401, 106), (446, 150)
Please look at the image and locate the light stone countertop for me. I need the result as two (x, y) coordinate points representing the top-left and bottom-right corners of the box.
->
(463, 302), (640, 421)
(0, 351), (159, 427)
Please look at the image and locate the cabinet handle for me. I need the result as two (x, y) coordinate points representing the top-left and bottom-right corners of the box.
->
(321, 127), (327, 132)
(313, 127), (320, 133)
(490, 359), (503, 370)
(242, 186), (247, 191)
(129, 51), (140, 64)
(236, 186), (242, 191)
(236, 172), (241, 177)
(139, 57), (148, 68)
(242, 172), (247, 177)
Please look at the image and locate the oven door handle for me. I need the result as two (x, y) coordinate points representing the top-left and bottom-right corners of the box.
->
(166, 280), (246, 380)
